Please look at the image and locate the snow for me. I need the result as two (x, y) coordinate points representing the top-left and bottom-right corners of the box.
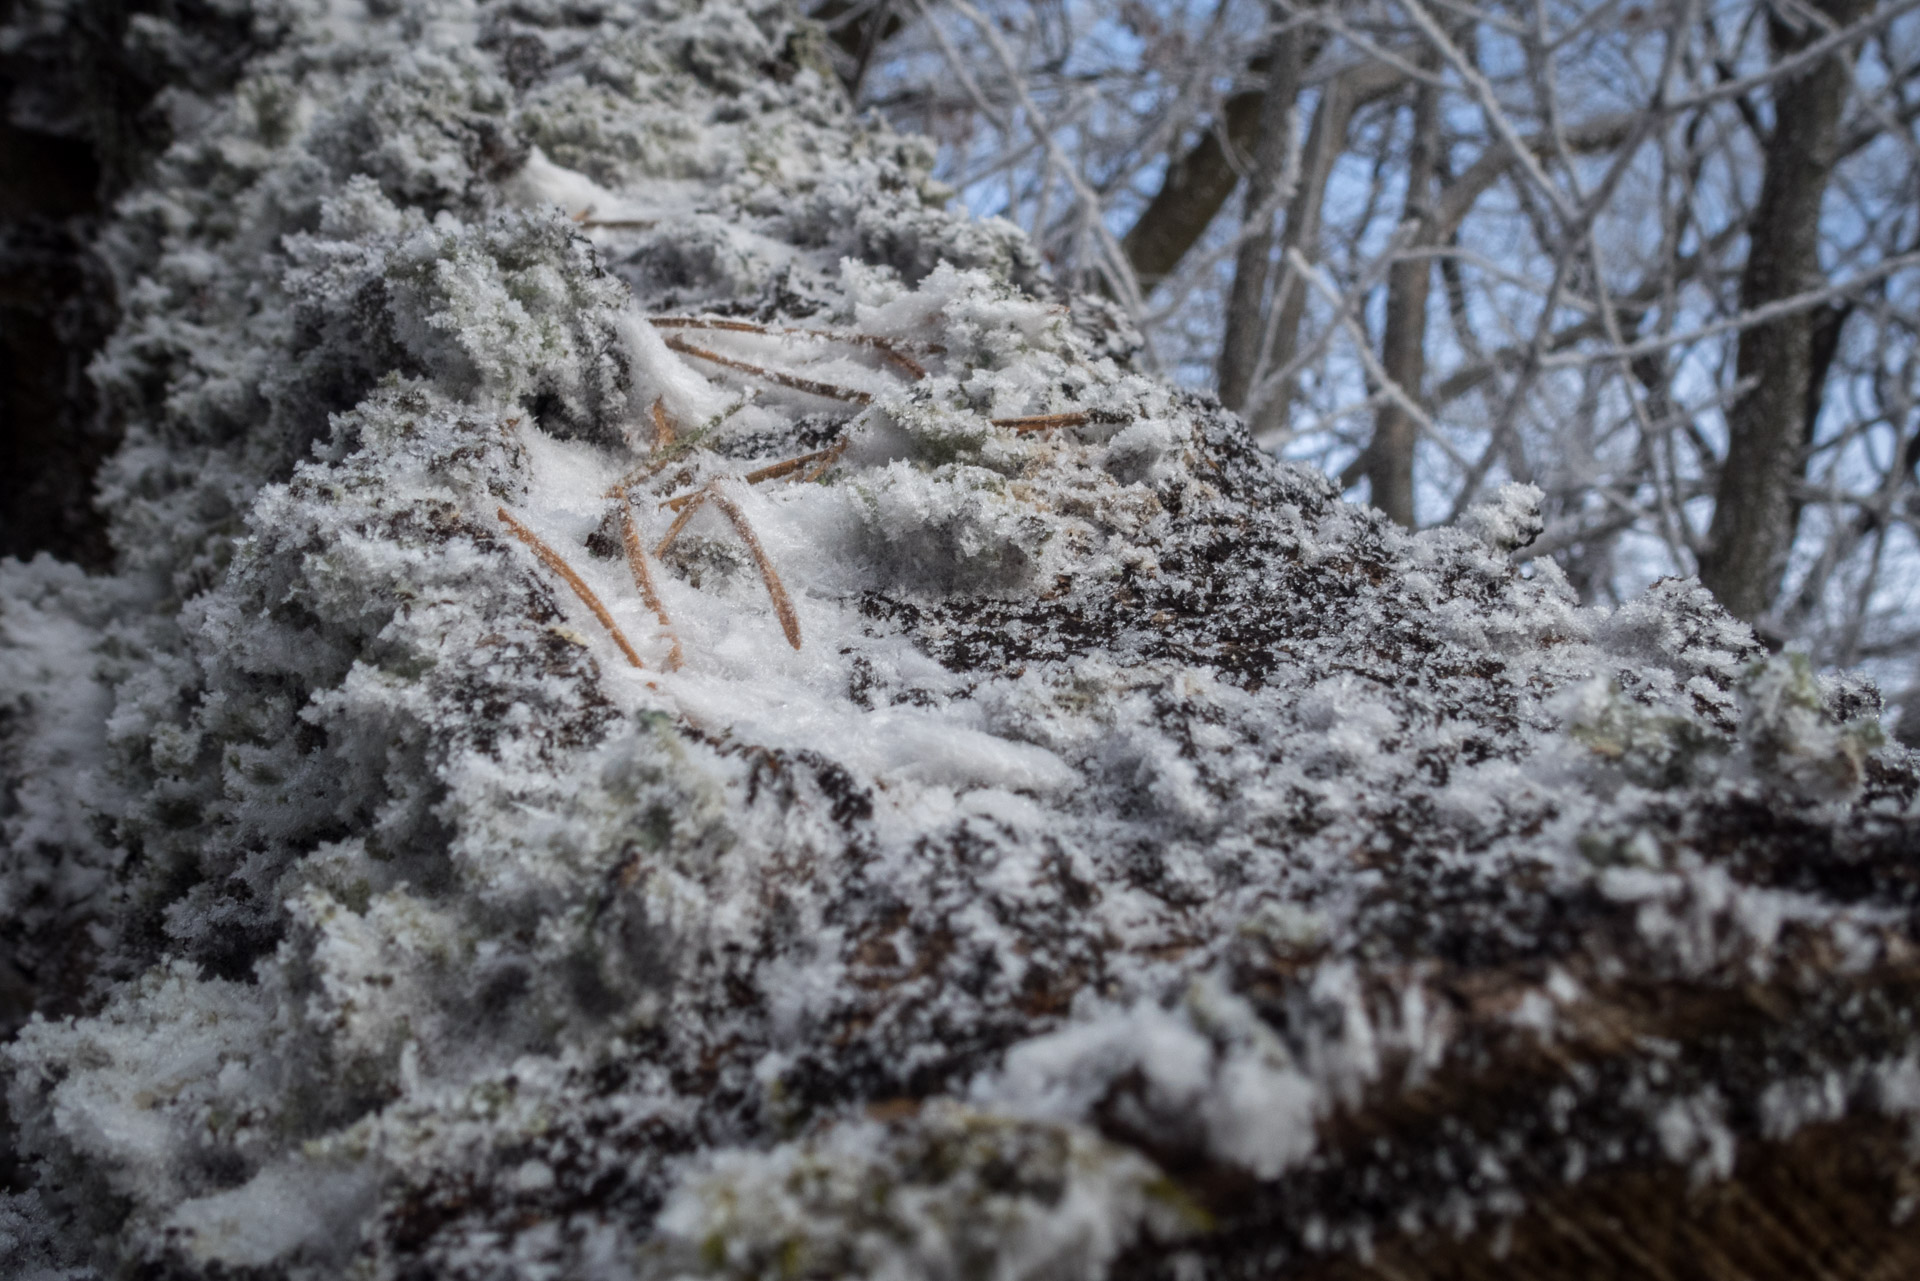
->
(166, 1162), (378, 1269)
(1, 0), (1918, 1275)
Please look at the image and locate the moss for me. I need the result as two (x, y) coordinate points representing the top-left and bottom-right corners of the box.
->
(1570, 682), (1726, 789)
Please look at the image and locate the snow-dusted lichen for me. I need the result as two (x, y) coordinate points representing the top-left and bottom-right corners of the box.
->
(3, 0), (1920, 1277)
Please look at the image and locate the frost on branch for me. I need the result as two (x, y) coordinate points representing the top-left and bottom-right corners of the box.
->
(2, 0), (1919, 1278)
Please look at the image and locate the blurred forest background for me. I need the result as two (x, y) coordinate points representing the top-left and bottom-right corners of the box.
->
(4, 0), (1918, 727)
(811, 0), (1920, 732)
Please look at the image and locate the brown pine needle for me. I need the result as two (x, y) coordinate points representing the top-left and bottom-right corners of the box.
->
(654, 487), (710, 558)
(662, 334), (874, 404)
(659, 444), (846, 512)
(650, 397), (676, 450)
(990, 411), (1090, 433)
(649, 315), (931, 379)
(705, 484), (802, 651)
(855, 341), (926, 379)
(619, 500), (683, 671)
(799, 438), (848, 484)
(652, 316), (784, 336)
(607, 451), (686, 501)
(496, 507), (645, 670)
(742, 453), (816, 485)
(578, 217), (657, 229)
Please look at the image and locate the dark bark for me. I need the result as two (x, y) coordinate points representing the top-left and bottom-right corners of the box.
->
(0, 120), (112, 568)
(1698, 0), (1869, 622)
(1121, 58), (1399, 296)
(1121, 85), (1268, 292)
(809, 0), (907, 96)
(1250, 101), (1631, 443)
(1366, 80), (1440, 528)
(1114, 962), (1920, 1280)
(1246, 66), (1380, 439)
(1216, 8), (1302, 413)
(0, 0), (265, 567)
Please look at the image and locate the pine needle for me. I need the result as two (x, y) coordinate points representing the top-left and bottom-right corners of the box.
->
(663, 334), (874, 404)
(706, 483), (802, 651)
(654, 487), (710, 558)
(659, 443), (846, 512)
(619, 500), (683, 671)
(990, 411), (1089, 433)
(650, 315), (931, 379)
(799, 438), (849, 483)
(496, 507), (646, 670)
(650, 397), (676, 450)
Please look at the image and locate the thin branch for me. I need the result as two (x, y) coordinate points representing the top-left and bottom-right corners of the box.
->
(1388, 0), (1581, 224)
(1290, 247), (1472, 480)
(1665, 0), (1920, 116)
(942, 0), (1150, 320)
(1539, 251), (1920, 369)
(1247, 220), (1423, 437)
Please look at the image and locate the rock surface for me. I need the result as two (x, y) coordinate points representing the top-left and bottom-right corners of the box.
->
(2, 0), (1919, 1277)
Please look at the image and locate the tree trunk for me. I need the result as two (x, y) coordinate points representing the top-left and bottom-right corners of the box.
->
(1121, 59), (1397, 299)
(0, 121), (111, 568)
(1366, 79), (1440, 528)
(1698, 0), (1868, 623)
(808, 0), (906, 96)
(1245, 67), (1366, 439)
(1121, 82), (1270, 293)
(1216, 6), (1302, 413)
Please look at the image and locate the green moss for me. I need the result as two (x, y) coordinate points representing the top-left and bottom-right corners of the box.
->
(1577, 828), (1664, 870)
(699, 1231), (729, 1270)
(1742, 653), (1884, 801)
(1143, 1175), (1216, 1233)
(1570, 683), (1724, 790)
(783, 22), (839, 86)
(339, 878), (373, 915)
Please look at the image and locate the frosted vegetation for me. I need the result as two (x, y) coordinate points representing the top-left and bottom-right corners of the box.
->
(0, 0), (1916, 1276)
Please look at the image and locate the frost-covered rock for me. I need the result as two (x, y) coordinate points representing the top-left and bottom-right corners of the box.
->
(4, 0), (1920, 1277)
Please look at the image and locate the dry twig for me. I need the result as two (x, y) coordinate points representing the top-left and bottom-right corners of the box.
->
(800, 438), (849, 483)
(650, 398), (676, 450)
(645, 397), (675, 453)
